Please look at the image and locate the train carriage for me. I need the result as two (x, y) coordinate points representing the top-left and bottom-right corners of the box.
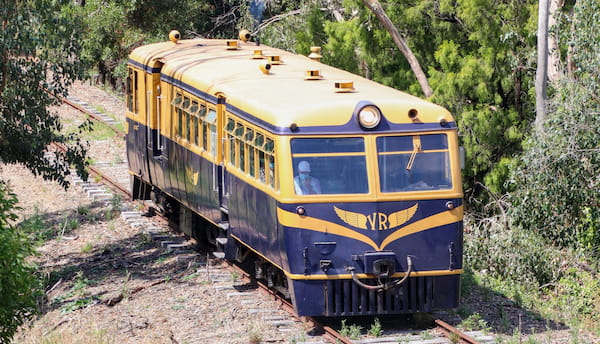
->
(126, 30), (464, 316)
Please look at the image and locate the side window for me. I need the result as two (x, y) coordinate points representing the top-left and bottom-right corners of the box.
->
(172, 92), (183, 137)
(126, 68), (134, 112)
(225, 118), (236, 164)
(206, 108), (217, 157)
(133, 70), (138, 113)
(246, 129), (255, 177)
(182, 97), (190, 141)
(223, 117), (278, 190)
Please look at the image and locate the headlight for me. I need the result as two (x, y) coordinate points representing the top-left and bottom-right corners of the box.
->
(358, 105), (381, 129)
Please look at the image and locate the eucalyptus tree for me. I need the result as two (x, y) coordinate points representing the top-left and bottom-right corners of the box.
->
(510, 0), (600, 250)
(1, 0), (90, 187)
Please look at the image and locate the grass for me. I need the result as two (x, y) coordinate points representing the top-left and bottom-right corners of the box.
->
(18, 324), (115, 344)
(339, 319), (362, 340)
(367, 317), (383, 337)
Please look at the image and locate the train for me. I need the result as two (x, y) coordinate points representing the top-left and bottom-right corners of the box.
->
(126, 30), (464, 317)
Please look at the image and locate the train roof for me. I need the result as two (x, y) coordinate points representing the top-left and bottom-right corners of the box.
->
(129, 37), (454, 130)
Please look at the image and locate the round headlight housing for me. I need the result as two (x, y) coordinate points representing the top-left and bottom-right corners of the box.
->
(358, 105), (382, 129)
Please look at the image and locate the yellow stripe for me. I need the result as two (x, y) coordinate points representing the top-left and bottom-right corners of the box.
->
(285, 269), (464, 280)
(277, 208), (380, 250)
(229, 234), (285, 271)
(379, 205), (463, 249)
(277, 205), (463, 251)
(231, 233), (463, 281)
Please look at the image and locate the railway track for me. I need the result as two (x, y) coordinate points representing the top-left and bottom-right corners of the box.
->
(56, 92), (495, 344)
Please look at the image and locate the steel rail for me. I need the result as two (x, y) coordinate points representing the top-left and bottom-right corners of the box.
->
(50, 142), (131, 198)
(87, 164), (131, 198)
(51, 91), (126, 138)
(435, 319), (481, 344)
(227, 261), (352, 343)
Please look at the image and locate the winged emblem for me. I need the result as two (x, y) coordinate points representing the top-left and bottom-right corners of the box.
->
(334, 206), (368, 229)
(388, 203), (419, 228)
(334, 203), (419, 230)
(186, 166), (199, 186)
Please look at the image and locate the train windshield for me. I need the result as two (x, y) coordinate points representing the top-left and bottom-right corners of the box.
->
(377, 134), (452, 192)
(291, 137), (368, 195)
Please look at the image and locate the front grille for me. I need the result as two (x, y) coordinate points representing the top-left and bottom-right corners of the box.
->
(324, 276), (433, 316)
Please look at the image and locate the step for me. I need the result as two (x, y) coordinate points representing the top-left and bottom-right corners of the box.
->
(216, 237), (228, 245)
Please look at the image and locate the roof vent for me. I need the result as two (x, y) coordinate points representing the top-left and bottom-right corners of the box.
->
(266, 55), (283, 64)
(252, 50), (265, 59)
(308, 46), (322, 62)
(334, 81), (355, 93)
(225, 40), (239, 50)
(305, 70), (323, 80)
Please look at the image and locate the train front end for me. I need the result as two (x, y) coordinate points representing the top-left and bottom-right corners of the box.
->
(278, 103), (464, 317)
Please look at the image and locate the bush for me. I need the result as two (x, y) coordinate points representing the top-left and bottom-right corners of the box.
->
(0, 182), (40, 343)
(464, 214), (562, 287)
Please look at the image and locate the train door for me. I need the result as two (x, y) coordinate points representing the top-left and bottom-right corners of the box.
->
(147, 64), (166, 191)
(126, 67), (151, 187)
(216, 95), (230, 212)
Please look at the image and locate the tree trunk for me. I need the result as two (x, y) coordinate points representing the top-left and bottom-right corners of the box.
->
(547, 0), (562, 82)
(535, 0), (549, 133)
(361, 0), (433, 98)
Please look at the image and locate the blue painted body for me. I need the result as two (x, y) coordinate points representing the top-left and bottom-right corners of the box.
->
(128, 117), (463, 315)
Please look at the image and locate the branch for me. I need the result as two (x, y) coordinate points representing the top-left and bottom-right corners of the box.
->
(475, 182), (510, 231)
(253, 9), (304, 35)
(361, 0), (433, 97)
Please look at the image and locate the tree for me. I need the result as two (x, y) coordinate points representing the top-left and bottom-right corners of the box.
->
(360, 0), (433, 97)
(0, 1), (90, 340)
(510, 0), (600, 250)
(1, 0), (89, 188)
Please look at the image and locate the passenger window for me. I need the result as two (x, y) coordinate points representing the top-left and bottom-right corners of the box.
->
(291, 137), (367, 195)
(267, 155), (276, 188)
(229, 135), (236, 164)
(185, 112), (191, 142)
(238, 136), (245, 171)
(210, 124), (217, 157)
(192, 115), (199, 145)
(202, 121), (208, 150)
(126, 68), (134, 112)
(248, 143), (255, 177)
(177, 108), (183, 137)
(258, 151), (266, 182)
(133, 70), (138, 113)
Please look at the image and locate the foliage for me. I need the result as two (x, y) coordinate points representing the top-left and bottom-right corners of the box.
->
(509, 0), (600, 250)
(339, 319), (362, 339)
(460, 313), (490, 332)
(367, 317), (383, 337)
(0, 0), (90, 188)
(0, 183), (40, 343)
(255, 0), (538, 206)
(465, 214), (563, 287)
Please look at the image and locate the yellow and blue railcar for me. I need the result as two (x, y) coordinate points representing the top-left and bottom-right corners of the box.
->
(126, 31), (464, 316)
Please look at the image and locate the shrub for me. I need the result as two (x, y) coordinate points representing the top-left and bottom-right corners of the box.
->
(0, 182), (40, 343)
